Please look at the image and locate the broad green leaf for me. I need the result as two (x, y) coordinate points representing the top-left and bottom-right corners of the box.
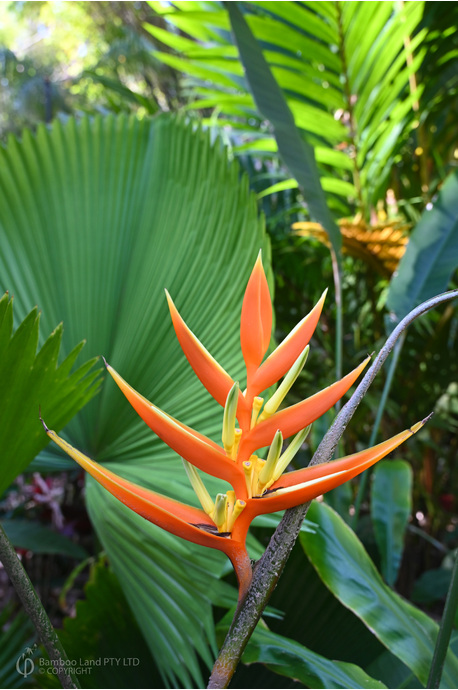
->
(0, 293), (100, 496)
(366, 648), (422, 690)
(386, 170), (458, 325)
(300, 501), (458, 688)
(1, 519), (88, 560)
(242, 626), (387, 689)
(371, 460), (412, 586)
(267, 544), (389, 675)
(0, 114), (267, 686)
(225, 2), (342, 255)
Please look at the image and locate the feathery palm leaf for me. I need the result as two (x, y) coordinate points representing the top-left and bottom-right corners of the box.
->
(147, 0), (426, 212)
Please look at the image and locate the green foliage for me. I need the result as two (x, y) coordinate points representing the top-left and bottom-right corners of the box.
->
(241, 625), (387, 689)
(225, 2), (341, 255)
(0, 5), (456, 686)
(0, 293), (100, 496)
(148, 0), (432, 212)
(57, 559), (162, 689)
(301, 501), (458, 688)
(387, 169), (458, 325)
(0, 519), (88, 559)
(0, 113), (267, 686)
(371, 460), (413, 586)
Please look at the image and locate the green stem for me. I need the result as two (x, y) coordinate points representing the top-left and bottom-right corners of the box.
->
(208, 288), (458, 689)
(0, 523), (80, 689)
(330, 247), (344, 462)
(352, 332), (406, 527)
(427, 549), (458, 688)
(331, 247), (343, 391)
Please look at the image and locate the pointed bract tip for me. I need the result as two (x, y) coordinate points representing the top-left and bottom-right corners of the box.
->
(409, 413), (433, 434)
(101, 356), (108, 369)
(254, 250), (265, 271)
(164, 289), (177, 311)
(39, 408), (50, 433)
(410, 412), (434, 434)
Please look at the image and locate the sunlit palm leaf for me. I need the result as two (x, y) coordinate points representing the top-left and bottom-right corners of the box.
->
(147, 1), (426, 211)
(0, 114), (267, 685)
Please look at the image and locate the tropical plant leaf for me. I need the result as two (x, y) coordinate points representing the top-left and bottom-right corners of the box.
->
(225, 1), (341, 255)
(1, 519), (88, 560)
(241, 625), (387, 690)
(0, 114), (267, 686)
(264, 543), (389, 677)
(370, 460), (412, 586)
(386, 169), (458, 326)
(148, 1), (427, 210)
(300, 501), (458, 688)
(0, 293), (100, 496)
(58, 558), (163, 689)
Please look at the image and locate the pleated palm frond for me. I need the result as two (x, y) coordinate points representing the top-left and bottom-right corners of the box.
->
(294, 217), (410, 277)
(147, 0), (426, 212)
(0, 114), (267, 687)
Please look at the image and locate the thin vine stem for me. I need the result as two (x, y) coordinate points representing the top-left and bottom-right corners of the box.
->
(0, 523), (80, 689)
(207, 288), (458, 689)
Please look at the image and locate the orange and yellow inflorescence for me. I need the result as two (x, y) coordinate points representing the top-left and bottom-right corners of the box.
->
(43, 253), (426, 599)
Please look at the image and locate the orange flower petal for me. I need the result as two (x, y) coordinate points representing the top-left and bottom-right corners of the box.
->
(44, 424), (253, 600)
(240, 356), (370, 456)
(249, 290), (327, 396)
(106, 363), (246, 495)
(166, 291), (250, 421)
(244, 418), (428, 515)
(43, 426), (229, 548)
(240, 252), (272, 379)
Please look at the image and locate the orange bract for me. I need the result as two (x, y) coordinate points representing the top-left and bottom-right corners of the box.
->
(44, 253), (426, 600)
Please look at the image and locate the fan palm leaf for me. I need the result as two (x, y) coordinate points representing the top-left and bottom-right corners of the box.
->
(0, 113), (267, 686)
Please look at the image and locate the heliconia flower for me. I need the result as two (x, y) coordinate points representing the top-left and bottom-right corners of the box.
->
(43, 252), (428, 600)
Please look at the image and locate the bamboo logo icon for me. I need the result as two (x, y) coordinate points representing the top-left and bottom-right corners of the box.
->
(16, 646), (36, 678)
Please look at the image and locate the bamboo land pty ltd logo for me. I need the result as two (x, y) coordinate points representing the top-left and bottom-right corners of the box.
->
(16, 646), (141, 678)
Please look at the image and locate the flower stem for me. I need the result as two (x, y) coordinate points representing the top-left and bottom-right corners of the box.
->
(0, 523), (80, 689)
(208, 288), (458, 689)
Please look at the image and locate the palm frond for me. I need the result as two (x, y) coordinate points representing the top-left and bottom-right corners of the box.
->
(0, 113), (267, 685)
(148, 1), (427, 212)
